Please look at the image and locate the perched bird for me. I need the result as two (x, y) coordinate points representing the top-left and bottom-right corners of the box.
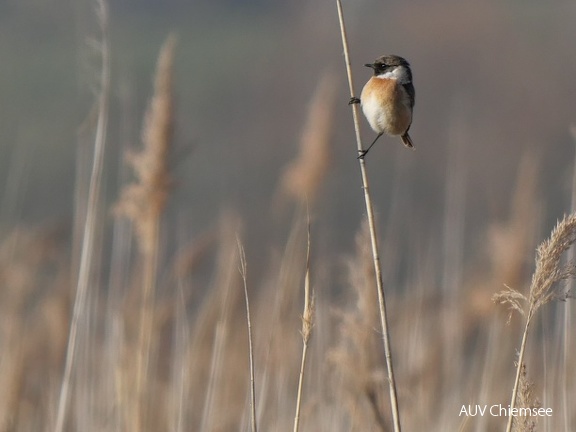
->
(350, 55), (415, 158)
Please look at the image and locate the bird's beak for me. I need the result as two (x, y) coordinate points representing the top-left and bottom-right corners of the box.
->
(364, 63), (376, 69)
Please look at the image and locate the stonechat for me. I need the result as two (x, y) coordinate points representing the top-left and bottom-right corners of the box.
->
(350, 55), (415, 158)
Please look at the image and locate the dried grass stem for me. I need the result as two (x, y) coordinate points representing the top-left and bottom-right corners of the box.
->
(293, 218), (315, 432)
(335, 1), (401, 431)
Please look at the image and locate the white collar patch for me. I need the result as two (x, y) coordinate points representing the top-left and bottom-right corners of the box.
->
(376, 65), (410, 84)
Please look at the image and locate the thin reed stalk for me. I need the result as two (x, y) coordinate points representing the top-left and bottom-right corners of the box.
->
(135, 213), (160, 431)
(335, 2), (402, 431)
(238, 239), (257, 432)
(54, 2), (110, 431)
(293, 216), (314, 432)
(506, 315), (533, 432)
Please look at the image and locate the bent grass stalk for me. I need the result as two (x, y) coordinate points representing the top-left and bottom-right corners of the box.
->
(335, 1), (402, 431)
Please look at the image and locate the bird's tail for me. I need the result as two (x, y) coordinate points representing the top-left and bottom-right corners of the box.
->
(401, 132), (414, 149)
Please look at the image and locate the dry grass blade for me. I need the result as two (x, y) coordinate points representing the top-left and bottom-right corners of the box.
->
(492, 284), (527, 323)
(237, 238), (258, 432)
(301, 220), (315, 345)
(54, 1), (110, 431)
(293, 216), (315, 432)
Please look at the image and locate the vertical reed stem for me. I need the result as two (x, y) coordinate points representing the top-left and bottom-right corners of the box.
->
(335, 2), (402, 431)
(134, 217), (160, 430)
(505, 309), (534, 432)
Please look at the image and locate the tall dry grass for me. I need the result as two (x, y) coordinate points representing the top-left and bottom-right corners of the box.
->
(114, 33), (176, 432)
(2, 5), (576, 432)
(494, 212), (576, 432)
(1, 124), (576, 432)
(55, 1), (110, 430)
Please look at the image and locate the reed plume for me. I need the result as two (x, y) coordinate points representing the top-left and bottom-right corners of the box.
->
(114, 34), (176, 431)
(279, 72), (336, 204)
(494, 212), (576, 432)
(116, 34), (176, 254)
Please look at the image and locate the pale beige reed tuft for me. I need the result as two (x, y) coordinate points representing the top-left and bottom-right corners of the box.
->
(115, 34), (176, 254)
(279, 72), (336, 204)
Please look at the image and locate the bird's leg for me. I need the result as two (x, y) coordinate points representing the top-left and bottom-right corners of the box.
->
(357, 133), (383, 159)
(348, 97), (361, 105)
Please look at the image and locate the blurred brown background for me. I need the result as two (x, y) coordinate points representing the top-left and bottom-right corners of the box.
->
(1, 0), (576, 430)
(1, 0), (575, 255)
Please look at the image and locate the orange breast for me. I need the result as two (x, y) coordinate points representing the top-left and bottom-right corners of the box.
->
(361, 78), (412, 136)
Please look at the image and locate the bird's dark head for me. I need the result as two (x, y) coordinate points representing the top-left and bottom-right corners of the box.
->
(365, 55), (412, 82)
